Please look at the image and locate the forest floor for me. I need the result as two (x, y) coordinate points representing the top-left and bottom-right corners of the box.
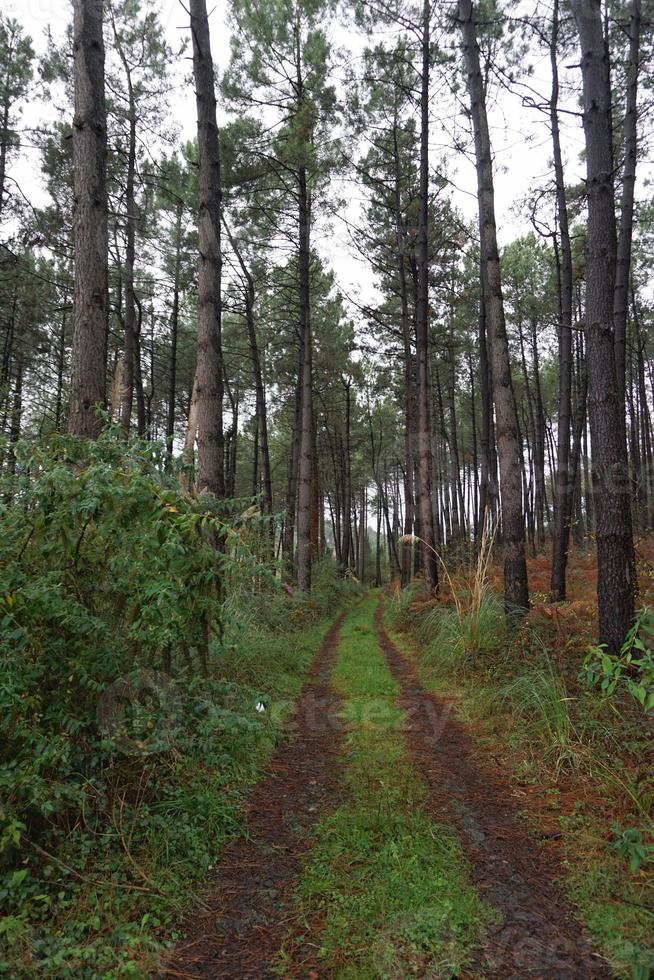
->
(161, 593), (616, 979)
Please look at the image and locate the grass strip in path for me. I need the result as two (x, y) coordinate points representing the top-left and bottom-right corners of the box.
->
(374, 595), (614, 979)
(161, 612), (346, 979)
(284, 594), (492, 977)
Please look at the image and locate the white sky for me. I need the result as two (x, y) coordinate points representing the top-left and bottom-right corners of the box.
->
(7, 0), (589, 308)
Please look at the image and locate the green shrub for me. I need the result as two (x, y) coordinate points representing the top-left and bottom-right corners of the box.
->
(0, 432), (339, 976)
(582, 606), (654, 713)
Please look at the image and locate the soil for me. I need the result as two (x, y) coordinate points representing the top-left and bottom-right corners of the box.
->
(160, 613), (346, 980)
(373, 596), (613, 979)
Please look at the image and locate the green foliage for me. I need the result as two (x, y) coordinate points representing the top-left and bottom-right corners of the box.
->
(0, 13), (34, 219)
(0, 432), (344, 975)
(611, 827), (654, 875)
(562, 808), (654, 979)
(389, 582), (422, 629)
(582, 607), (654, 713)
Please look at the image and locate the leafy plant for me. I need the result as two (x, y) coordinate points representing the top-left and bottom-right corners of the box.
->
(611, 827), (654, 874)
(582, 607), (654, 712)
(0, 431), (346, 975)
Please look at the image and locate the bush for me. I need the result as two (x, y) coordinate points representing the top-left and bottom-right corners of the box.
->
(582, 606), (654, 713)
(0, 432), (340, 975)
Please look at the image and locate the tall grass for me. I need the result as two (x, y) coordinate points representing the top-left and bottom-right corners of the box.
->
(426, 587), (505, 671)
(398, 525), (505, 672)
(499, 655), (580, 774)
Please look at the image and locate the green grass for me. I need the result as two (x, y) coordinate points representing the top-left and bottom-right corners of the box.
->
(286, 594), (492, 978)
(561, 815), (654, 980)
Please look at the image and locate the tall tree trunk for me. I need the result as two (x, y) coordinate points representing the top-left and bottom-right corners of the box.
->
(69, 0), (108, 439)
(569, 362), (588, 544)
(341, 378), (352, 572)
(250, 287), (274, 518)
(459, 0), (529, 611)
(225, 219), (274, 518)
(224, 376), (238, 497)
(531, 318), (547, 549)
(112, 11), (138, 435)
(550, 0), (575, 599)
(358, 488), (367, 582)
(570, 0), (635, 652)
(469, 351), (479, 540)
(54, 305), (67, 431)
(632, 287), (654, 525)
(7, 358), (22, 477)
(188, 0), (224, 497)
(415, 0), (438, 593)
(283, 361), (302, 571)
(133, 294), (146, 436)
(477, 267), (492, 537)
(310, 409), (320, 558)
(0, 288), (17, 422)
(0, 96), (10, 220)
(614, 0), (641, 427)
(393, 117), (415, 587)
(166, 202), (182, 467)
(382, 471), (402, 578)
(296, 160), (313, 591)
(375, 493), (382, 587)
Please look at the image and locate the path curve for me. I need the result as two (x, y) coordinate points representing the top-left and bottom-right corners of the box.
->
(374, 597), (613, 980)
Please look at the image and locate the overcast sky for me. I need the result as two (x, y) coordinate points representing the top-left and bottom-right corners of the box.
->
(8, 0), (590, 309)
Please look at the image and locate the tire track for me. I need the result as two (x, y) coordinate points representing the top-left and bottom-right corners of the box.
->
(374, 596), (612, 979)
(161, 612), (346, 979)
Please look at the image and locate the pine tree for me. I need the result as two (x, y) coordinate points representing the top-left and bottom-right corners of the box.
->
(68, 0), (108, 439)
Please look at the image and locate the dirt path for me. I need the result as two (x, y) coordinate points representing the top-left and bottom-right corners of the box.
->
(161, 613), (346, 979)
(373, 597), (613, 979)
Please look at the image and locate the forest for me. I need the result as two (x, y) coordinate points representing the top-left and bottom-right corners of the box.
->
(1, 0), (654, 976)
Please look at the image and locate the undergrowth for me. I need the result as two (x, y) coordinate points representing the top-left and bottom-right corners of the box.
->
(390, 554), (654, 979)
(0, 433), (358, 977)
(285, 595), (492, 977)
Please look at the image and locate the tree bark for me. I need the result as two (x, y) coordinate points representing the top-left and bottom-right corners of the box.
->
(459, 0), (529, 611)
(69, 0), (108, 439)
(531, 317), (547, 548)
(188, 0), (224, 497)
(477, 264), (492, 537)
(550, 0), (575, 600)
(392, 116), (415, 587)
(570, 0), (635, 652)
(111, 9), (138, 435)
(283, 359), (302, 571)
(296, 160), (313, 591)
(166, 202), (182, 467)
(341, 377), (353, 573)
(415, 0), (438, 593)
(614, 0), (641, 427)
